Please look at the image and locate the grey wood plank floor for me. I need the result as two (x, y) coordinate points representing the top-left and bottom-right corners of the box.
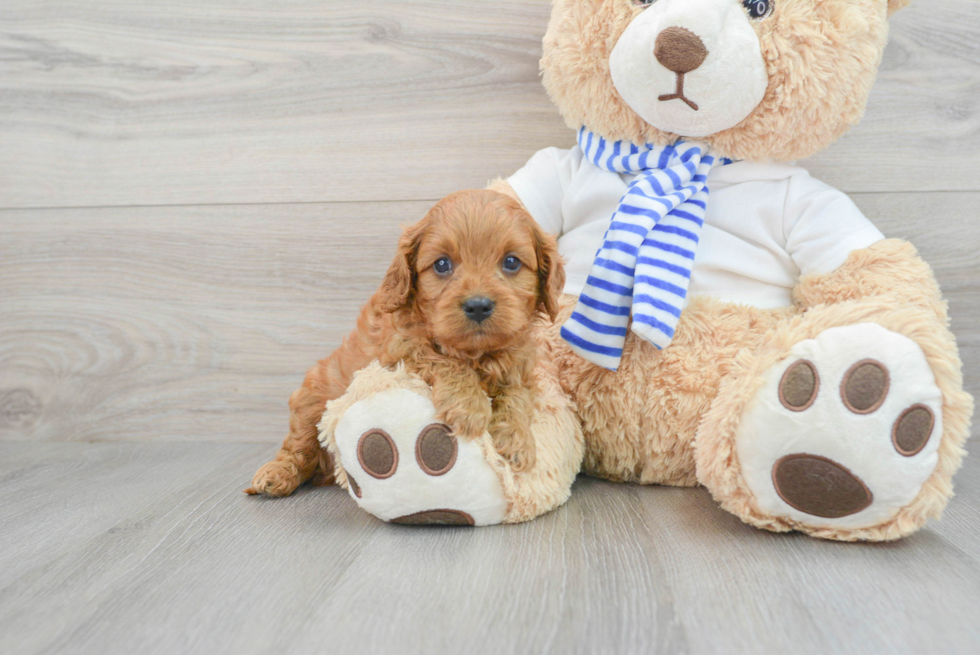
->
(1, 442), (979, 655)
(2, 1), (979, 654)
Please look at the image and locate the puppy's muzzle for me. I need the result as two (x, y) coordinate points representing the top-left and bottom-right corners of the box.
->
(463, 296), (495, 324)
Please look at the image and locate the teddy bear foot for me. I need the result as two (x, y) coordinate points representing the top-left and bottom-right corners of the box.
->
(316, 361), (585, 527)
(723, 322), (949, 539)
(322, 382), (509, 526)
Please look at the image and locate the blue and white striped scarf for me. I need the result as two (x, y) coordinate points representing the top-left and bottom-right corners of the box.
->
(560, 128), (733, 371)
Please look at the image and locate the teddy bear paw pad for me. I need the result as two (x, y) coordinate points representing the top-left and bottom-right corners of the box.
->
(330, 388), (508, 526)
(737, 323), (943, 530)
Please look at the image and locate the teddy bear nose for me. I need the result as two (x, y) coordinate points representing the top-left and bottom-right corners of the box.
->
(463, 296), (495, 324)
(654, 27), (709, 74)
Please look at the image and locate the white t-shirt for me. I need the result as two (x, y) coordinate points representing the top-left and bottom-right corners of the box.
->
(508, 146), (884, 309)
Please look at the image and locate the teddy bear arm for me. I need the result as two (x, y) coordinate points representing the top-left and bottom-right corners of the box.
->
(792, 239), (947, 323)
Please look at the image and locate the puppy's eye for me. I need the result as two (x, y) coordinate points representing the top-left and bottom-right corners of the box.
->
(502, 255), (522, 274)
(632, 0), (658, 6)
(742, 0), (773, 20)
(433, 257), (453, 276)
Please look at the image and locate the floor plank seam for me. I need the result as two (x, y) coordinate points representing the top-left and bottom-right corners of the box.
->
(2, 189), (979, 214)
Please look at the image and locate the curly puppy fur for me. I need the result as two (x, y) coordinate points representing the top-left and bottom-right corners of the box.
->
(247, 190), (565, 497)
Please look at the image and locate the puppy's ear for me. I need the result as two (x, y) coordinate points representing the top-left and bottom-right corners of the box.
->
(378, 220), (426, 313)
(529, 217), (565, 322)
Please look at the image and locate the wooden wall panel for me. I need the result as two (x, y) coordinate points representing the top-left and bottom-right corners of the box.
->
(0, 1), (977, 209)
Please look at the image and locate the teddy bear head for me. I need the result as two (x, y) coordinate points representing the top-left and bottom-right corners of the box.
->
(541, 0), (911, 161)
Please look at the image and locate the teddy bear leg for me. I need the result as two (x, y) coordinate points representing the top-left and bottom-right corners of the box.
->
(317, 361), (583, 526)
(695, 302), (972, 541)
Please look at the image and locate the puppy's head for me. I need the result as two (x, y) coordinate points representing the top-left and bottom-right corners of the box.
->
(379, 190), (564, 354)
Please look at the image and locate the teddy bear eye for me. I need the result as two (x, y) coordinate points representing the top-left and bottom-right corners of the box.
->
(502, 255), (522, 274)
(433, 257), (453, 276)
(632, 0), (659, 7)
(742, 0), (773, 19)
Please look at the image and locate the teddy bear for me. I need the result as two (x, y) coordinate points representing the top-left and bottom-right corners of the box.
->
(317, 0), (972, 540)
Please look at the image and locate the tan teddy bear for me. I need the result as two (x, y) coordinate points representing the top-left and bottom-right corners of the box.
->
(307, 0), (973, 541)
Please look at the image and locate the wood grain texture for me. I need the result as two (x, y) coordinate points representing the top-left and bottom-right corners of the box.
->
(803, 0), (980, 192)
(1, 0), (978, 210)
(0, 441), (978, 655)
(1, 2), (978, 654)
(0, 200), (426, 443)
(2, 192), (978, 444)
(0, 441), (269, 589)
(0, 0), (563, 208)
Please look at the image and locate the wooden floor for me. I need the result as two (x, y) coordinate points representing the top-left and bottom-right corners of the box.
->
(1, 1), (979, 653)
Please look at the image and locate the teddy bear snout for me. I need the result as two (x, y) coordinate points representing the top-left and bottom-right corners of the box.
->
(654, 26), (708, 74)
(608, 0), (769, 136)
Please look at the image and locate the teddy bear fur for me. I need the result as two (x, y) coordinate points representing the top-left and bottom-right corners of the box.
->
(482, 0), (971, 541)
(540, 0), (903, 162)
(513, 241), (969, 541)
(319, 0), (969, 540)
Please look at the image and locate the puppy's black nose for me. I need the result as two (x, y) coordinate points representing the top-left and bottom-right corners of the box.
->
(463, 297), (495, 324)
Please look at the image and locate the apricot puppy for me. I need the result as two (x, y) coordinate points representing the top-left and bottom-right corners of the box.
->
(247, 190), (565, 497)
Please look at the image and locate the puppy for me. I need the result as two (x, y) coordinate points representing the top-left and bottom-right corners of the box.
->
(247, 189), (565, 497)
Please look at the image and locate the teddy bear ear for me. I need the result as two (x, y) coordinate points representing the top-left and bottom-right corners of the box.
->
(887, 0), (912, 15)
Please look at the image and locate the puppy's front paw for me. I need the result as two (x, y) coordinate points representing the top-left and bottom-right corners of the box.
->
(491, 420), (537, 473)
(439, 400), (492, 440)
(246, 460), (302, 497)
